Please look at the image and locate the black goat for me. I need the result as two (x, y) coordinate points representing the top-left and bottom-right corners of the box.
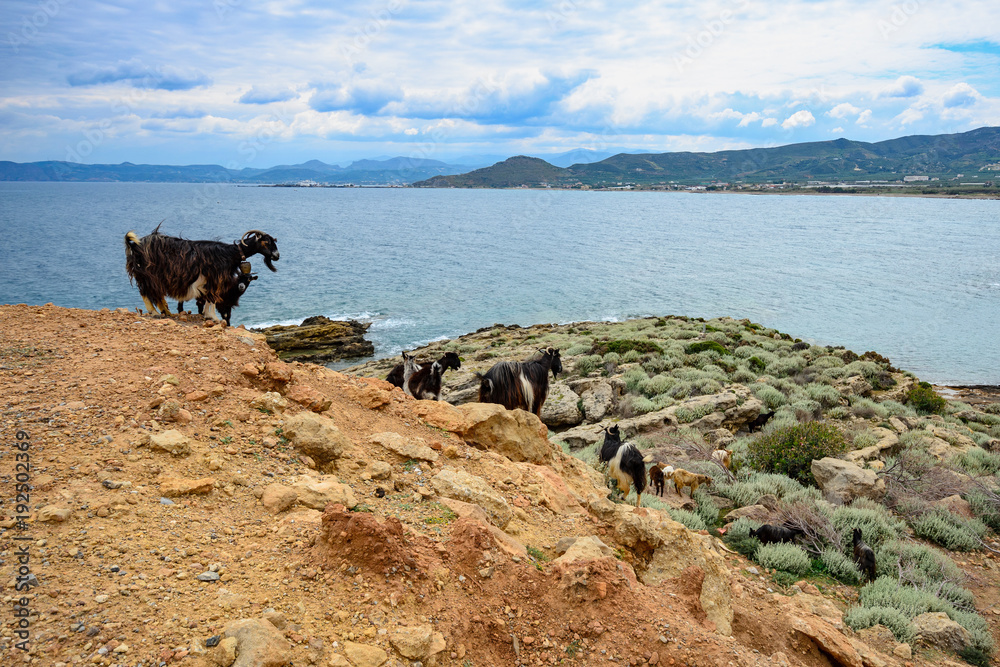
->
(386, 352), (461, 389)
(597, 425), (647, 507)
(747, 410), (774, 433)
(852, 528), (877, 582)
(476, 347), (562, 417)
(201, 270), (257, 326)
(400, 351), (446, 401)
(749, 524), (804, 545)
(124, 225), (278, 320)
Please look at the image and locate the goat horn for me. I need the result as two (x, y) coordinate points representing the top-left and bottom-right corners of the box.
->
(242, 230), (266, 239)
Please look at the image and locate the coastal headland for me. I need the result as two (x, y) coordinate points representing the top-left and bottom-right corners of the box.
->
(3, 304), (1000, 667)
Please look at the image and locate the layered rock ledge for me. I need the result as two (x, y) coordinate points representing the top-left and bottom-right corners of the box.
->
(256, 315), (374, 363)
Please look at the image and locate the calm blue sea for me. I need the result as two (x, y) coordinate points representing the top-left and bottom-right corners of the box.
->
(1, 182), (997, 384)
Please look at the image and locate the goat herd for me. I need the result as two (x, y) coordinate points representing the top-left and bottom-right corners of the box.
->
(123, 225), (877, 581)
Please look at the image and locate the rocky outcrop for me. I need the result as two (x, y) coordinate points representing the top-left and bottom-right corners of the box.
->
(540, 382), (584, 426)
(789, 615), (863, 667)
(456, 404), (554, 464)
(588, 499), (733, 636)
(368, 432), (439, 462)
(257, 316), (374, 363)
(811, 457), (886, 505)
(222, 617), (290, 667)
(290, 474), (358, 510)
(911, 611), (972, 652)
(389, 624), (446, 662)
(844, 428), (899, 464)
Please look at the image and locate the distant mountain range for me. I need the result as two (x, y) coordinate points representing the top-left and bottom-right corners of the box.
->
(414, 127), (1000, 188)
(3, 128), (997, 187)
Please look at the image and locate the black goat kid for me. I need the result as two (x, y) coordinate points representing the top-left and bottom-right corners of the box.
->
(125, 225), (278, 320)
(749, 524), (804, 545)
(400, 351), (447, 401)
(598, 425), (647, 507)
(386, 352), (461, 390)
(852, 528), (877, 582)
(477, 347), (562, 417)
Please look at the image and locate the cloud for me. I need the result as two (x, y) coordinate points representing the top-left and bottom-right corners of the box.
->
(896, 108), (924, 125)
(856, 109), (872, 125)
(67, 59), (211, 91)
(827, 103), (860, 119)
(238, 86), (298, 105)
(761, 118), (778, 127)
(942, 83), (981, 107)
(831, 127), (845, 133)
(737, 111), (764, 127)
(309, 81), (404, 114)
(880, 75), (924, 98)
(781, 110), (815, 129)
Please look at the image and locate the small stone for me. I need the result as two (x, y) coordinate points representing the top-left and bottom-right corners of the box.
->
(94, 595), (109, 603)
(197, 571), (221, 582)
(893, 643), (912, 659)
(205, 635), (221, 648)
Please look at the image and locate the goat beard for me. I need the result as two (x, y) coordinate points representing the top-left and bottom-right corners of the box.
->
(263, 256), (277, 272)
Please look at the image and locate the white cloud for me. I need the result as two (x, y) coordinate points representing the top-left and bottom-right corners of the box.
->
(828, 103), (860, 119)
(737, 111), (764, 127)
(856, 109), (872, 125)
(831, 127), (845, 133)
(880, 75), (924, 98)
(896, 108), (924, 125)
(761, 118), (779, 128)
(781, 110), (815, 129)
(942, 83), (982, 108)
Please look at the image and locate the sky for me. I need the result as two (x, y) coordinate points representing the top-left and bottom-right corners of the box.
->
(1, 0), (999, 167)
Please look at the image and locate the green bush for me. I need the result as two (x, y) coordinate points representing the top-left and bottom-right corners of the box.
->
(966, 488), (1000, 532)
(564, 343), (591, 356)
(831, 505), (906, 551)
(574, 355), (603, 375)
(755, 543), (811, 575)
(955, 448), (1000, 476)
(732, 368), (758, 384)
(909, 510), (986, 551)
(844, 605), (914, 643)
(827, 406), (850, 419)
(692, 488), (720, 527)
(905, 382), (947, 415)
(751, 384), (788, 410)
(621, 367), (649, 392)
(602, 351), (621, 365)
(621, 349), (643, 363)
(713, 471), (806, 508)
(984, 402), (1000, 415)
(748, 355), (767, 372)
(747, 421), (848, 485)
(639, 373), (675, 397)
(807, 382), (842, 408)
(685, 340), (730, 356)
(667, 508), (708, 531)
(875, 540), (964, 587)
(820, 548), (861, 584)
(592, 339), (663, 356)
(851, 429), (880, 449)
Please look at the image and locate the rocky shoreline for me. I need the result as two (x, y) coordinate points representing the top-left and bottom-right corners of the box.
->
(254, 315), (374, 363)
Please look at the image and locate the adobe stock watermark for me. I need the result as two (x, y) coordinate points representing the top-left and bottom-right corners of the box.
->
(340, 0), (408, 66)
(546, 0), (578, 30)
(878, 0), (921, 39)
(674, 0), (751, 74)
(6, 0), (72, 53)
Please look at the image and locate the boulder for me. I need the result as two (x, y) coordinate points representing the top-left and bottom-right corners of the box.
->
(540, 382), (584, 427)
(552, 536), (615, 565)
(789, 615), (863, 667)
(836, 376), (873, 398)
(578, 380), (614, 422)
(928, 426), (978, 454)
(145, 429), (192, 456)
(343, 641), (388, 667)
(290, 475), (358, 510)
(389, 625), (445, 661)
(284, 384), (331, 413)
(705, 429), (736, 448)
(456, 404), (554, 464)
(250, 391), (288, 414)
(283, 412), (350, 465)
(722, 395), (765, 432)
(911, 611), (972, 652)
(256, 316), (374, 363)
(722, 504), (769, 523)
(933, 494), (974, 520)
(811, 457), (886, 505)
(430, 468), (513, 529)
(222, 618), (290, 667)
(551, 422), (606, 450)
(409, 400), (470, 433)
(260, 483), (298, 513)
(845, 429), (899, 464)
(368, 432), (439, 462)
(516, 462), (586, 515)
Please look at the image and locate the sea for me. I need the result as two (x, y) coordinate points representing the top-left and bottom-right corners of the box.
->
(1, 182), (997, 384)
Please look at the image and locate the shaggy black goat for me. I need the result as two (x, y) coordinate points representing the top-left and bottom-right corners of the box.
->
(749, 524), (804, 545)
(476, 347), (562, 417)
(386, 352), (461, 390)
(124, 225), (278, 319)
(648, 463), (673, 497)
(201, 270), (257, 326)
(399, 351), (446, 401)
(598, 425), (647, 507)
(747, 410), (774, 433)
(852, 528), (877, 582)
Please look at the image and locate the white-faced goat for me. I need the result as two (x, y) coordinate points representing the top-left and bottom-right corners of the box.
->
(598, 425), (647, 507)
(124, 225), (278, 320)
(476, 347), (562, 417)
(386, 352), (461, 393)
(399, 351), (447, 401)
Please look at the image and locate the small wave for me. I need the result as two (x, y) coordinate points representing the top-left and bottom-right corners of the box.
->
(248, 310), (381, 329)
